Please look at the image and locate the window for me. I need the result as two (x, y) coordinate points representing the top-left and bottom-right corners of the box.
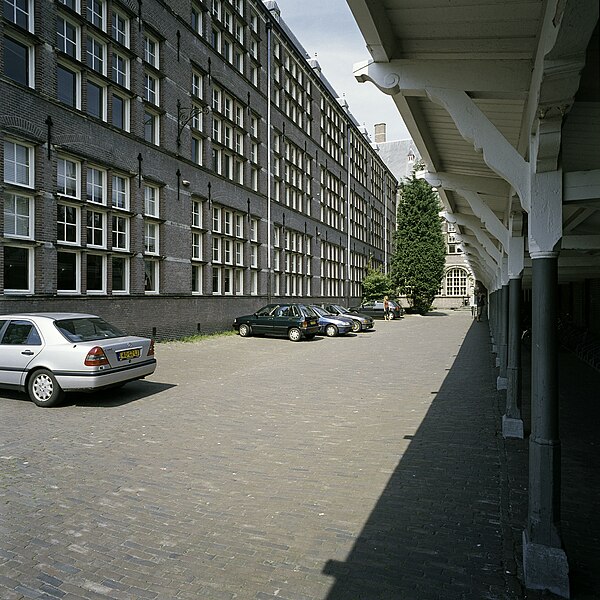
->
(3, 36), (33, 87)
(250, 217), (258, 241)
(235, 214), (243, 238)
(212, 236), (221, 263)
(191, 5), (203, 36)
(212, 206), (221, 232)
(86, 253), (105, 293)
(86, 79), (106, 119)
(87, 36), (105, 73)
(144, 259), (158, 293)
(144, 34), (159, 67)
(111, 93), (129, 130)
(57, 204), (79, 244)
(86, 209), (105, 247)
(144, 110), (159, 145)
(144, 72), (159, 105)
(4, 0), (32, 30)
(250, 244), (258, 267)
(112, 52), (129, 87)
(112, 9), (129, 46)
(112, 256), (129, 293)
(57, 17), (79, 58)
(235, 240), (243, 265)
(57, 157), (80, 198)
(112, 214), (129, 250)
(86, 167), (106, 203)
(57, 63), (79, 108)
(144, 222), (159, 254)
(192, 137), (203, 165)
(58, 0), (79, 11)
(192, 264), (203, 294)
(192, 200), (202, 228)
(144, 184), (159, 216)
(445, 268), (468, 297)
(4, 193), (33, 238)
(211, 266), (221, 295)
(192, 232), (202, 260)
(111, 174), (129, 209)
(224, 210), (233, 235)
(3, 245), (33, 293)
(87, 0), (105, 30)
(57, 251), (80, 293)
(192, 71), (203, 98)
(4, 140), (33, 187)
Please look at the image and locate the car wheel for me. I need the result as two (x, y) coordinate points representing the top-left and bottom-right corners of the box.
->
(288, 327), (302, 342)
(325, 324), (338, 337)
(351, 320), (361, 333)
(388, 312), (395, 320)
(27, 369), (65, 407)
(238, 323), (252, 337)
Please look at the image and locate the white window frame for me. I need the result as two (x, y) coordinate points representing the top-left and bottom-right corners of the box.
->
(212, 236), (221, 263)
(212, 265), (222, 295)
(192, 264), (203, 294)
(235, 240), (243, 266)
(57, 62), (81, 109)
(212, 206), (222, 232)
(3, 140), (34, 188)
(144, 109), (159, 145)
(111, 174), (129, 210)
(112, 51), (129, 88)
(57, 250), (81, 294)
(86, 252), (107, 294)
(144, 221), (159, 255)
(57, 16), (80, 58)
(87, 35), (106, 74)
(4, 34), (35, 89)
(192, 231), (203, 260)
(86, 78), (107, 121)
(192, 200), (203, 228)
(5, 0), (34, 31)
(144, 34), (159, 67)
(111, 8), (130, 47)
(57, 203), (80, 245)
(3, 244), (34, 294)
(111, 255), (129, 294)
(144, 72), (159, 106)
(87, 166), (107, 204)
(144, 184), (159, 217)
(87, 0), (106, 30)
(86, 208), (106, 248)
(4, 192), (34, 239)
(235, 214), (244, 238)
(111, 214), (129, 251)
(57, 157), (81, 199)
(144, 259), (159, 294)
(111, 92), (130, 131)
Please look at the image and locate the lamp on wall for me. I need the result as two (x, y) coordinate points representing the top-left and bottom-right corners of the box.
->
(176, 99), (211, 152)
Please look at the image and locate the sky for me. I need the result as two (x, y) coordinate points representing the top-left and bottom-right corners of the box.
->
(270, 0), (411, 142)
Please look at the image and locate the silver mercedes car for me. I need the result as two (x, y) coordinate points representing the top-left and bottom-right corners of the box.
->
(0, 313), (156, 407)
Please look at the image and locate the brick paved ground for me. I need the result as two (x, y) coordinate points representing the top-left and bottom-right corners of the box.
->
(0, 310), (597, 599)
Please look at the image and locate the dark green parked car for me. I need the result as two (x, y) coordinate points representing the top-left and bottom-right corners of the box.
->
(233, 303), (320, 341)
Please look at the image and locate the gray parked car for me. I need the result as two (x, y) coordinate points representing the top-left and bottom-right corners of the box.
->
(320, 304), (375, 333)
(0, 313), (157, 407)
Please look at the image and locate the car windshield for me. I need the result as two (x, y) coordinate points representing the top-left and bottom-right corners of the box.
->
(299, 305), (317, 317)
(332, 305), (350, 314)
(311, 306), (327, 316)
(55, 317), (126, 342)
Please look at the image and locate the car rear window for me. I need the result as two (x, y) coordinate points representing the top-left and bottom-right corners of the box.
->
(299, 305), (317, 317)
(55, 317), (126, 342)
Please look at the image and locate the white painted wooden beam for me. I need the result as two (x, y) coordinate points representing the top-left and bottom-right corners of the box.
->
(346, 0), (396, 62)
(425, 88), (530, 211)
(353, 59), (530, 96)
(424, 172), (509, 198)
(460, 190), (510, 249)
(564, 170), (600, 203)
(562, 236), (600, 251)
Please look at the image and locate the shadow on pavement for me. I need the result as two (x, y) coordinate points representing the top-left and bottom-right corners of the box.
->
(67, 380), (176, 407)
(321, 316), (600, 599)
(322, 320), (519, 599)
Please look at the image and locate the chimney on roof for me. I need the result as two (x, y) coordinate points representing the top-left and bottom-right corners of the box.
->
(374, 123), (387, 143)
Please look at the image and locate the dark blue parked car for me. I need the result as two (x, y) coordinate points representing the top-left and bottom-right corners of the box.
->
(310, 305), (354, 337)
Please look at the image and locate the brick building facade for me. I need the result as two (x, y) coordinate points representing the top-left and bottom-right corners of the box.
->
(1, 0), (397, 339)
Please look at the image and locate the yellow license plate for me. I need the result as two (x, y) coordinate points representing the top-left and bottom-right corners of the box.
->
(117, 348), (141, 361)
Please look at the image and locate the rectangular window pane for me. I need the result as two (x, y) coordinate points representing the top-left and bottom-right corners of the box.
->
(87, 80), (103, 118)
(87, 254), (104, 291)
(112, 94), (125, 129)
(4, 246), (29, 290)
(57, 251), (78, 291)
(57, 65), (77, 106)
(4, 37), (28, 85)
(4, 193), (31, 237)
(112, 256), (127, 292)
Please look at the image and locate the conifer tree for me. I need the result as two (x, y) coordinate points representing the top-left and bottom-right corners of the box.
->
(361, 266), (394, 302)
(391, 176), (446, 314)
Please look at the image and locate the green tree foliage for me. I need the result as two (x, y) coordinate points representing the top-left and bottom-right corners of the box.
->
(361, 266), (394, 302)
(391, 176), (446, 314)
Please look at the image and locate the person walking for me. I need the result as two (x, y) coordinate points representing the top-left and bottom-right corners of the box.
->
(476, 292), (486, 322)
(470, 293), (477, 319)
(383, 296), (390, 321)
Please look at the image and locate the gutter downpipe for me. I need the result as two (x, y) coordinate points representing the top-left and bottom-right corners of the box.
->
(346, 125), (352, 306)
(266, 20), (272, 302)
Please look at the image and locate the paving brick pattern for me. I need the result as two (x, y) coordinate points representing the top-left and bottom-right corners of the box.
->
(0, 311), (593, 599)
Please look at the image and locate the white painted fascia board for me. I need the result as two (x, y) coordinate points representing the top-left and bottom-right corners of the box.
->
(564, 170), (600, 203)
(562, 235), (600, 251)
(346, 0), (395, 62)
